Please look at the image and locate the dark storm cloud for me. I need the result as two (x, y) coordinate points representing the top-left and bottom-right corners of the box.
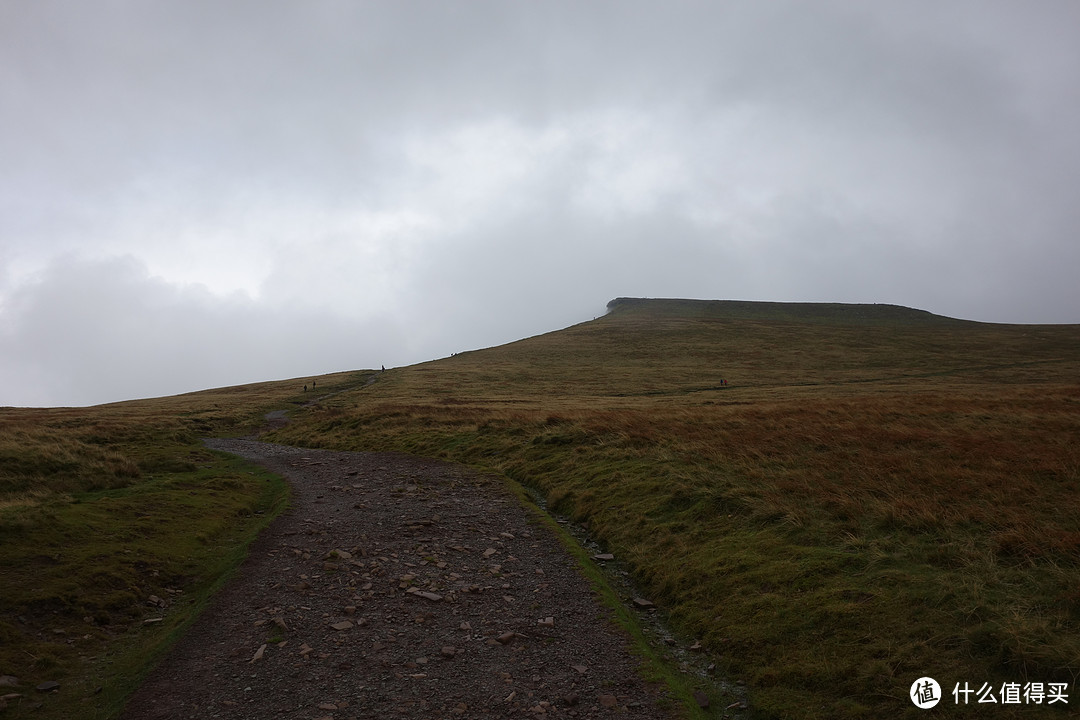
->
(2, 1), (1078, 405)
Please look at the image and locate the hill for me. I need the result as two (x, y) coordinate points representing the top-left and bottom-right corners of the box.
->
(268, 298), (1080, 718)
(2, 298), (1078, 718)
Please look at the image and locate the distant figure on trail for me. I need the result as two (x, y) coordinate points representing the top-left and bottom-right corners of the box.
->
(304, 384), (308, 392)
(381, 365), (385, 372)
(313, 380), (316, 389)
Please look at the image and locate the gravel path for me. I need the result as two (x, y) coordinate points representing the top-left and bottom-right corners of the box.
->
(120, 439), (678, 719)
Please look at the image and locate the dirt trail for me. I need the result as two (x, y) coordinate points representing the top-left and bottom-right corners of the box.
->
(120, 440), (678, 719)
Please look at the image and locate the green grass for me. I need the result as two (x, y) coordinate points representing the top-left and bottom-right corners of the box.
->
(267, 299), (1080, 718)
(0, 371), (371, 718)
(0, 457), (288, 719)
(502, 469), (739, 718)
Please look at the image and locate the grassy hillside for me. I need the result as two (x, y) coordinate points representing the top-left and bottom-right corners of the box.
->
(266, 298), (1080, 718)
(3, 299), (1077, 718)
(0, 371), (371, 719)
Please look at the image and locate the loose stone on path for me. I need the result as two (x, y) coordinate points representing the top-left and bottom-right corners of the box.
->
(120, 440), (680, 719)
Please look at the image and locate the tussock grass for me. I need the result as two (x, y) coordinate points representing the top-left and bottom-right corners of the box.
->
(269, 300), (1080, 718)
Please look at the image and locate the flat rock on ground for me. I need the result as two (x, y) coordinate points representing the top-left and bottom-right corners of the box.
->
(121, 439), (676, 719)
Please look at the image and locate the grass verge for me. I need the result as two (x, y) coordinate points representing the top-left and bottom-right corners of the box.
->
(504, 473), (741, 718)
(0, 371), (370, 718)
(0, 454), (288, 719)
(266, 300), (1080, 718)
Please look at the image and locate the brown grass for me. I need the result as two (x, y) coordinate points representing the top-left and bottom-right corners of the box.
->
(4, 298), (1077, 718)
(268, 300), (1080, 718)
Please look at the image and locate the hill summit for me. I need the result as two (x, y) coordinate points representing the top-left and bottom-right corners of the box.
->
(605, 297), (971, 325)
(264, 296), (1079, 718)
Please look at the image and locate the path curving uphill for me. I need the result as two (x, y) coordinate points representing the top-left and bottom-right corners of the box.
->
(121, 439), (676, 719)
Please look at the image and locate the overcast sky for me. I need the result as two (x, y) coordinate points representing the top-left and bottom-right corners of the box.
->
(2, 1), (1078, 407)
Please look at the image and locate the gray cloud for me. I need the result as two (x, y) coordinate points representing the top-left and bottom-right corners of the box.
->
(0, 255), (405, 406)
(2, 1), (1078, 405)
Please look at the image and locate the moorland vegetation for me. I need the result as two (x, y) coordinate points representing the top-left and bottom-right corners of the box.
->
(1, 298), (1077, 718)
(268, 298), (1080, 718)
(0, 372), (368, 718)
